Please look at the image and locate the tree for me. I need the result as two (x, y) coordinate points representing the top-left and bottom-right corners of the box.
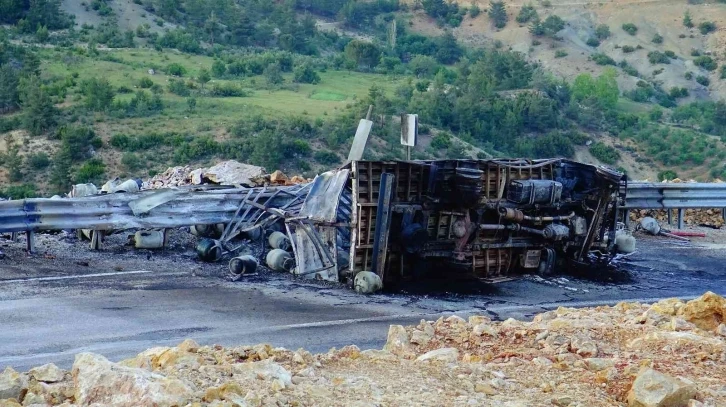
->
(488, 1), (508, 29)
(166, 63), (187, 77)
(74, 158), (106, 184)
(212, 60), (226, 77)
(595, 24), (610, 40)
(683, 11), (693, 28)
(197, 68), (211, 88)
(81, 77), (115, 111)
(571, 68), (618, 110)
(409, 55), (439, 78)
(434, 32), (462, 64)
(186, 96), (196, 112)
(516, 4), (538, 24)
(204, 11), (221, 46)
(264, 63), (283, 85)
(19, 74), (56, 136)
(0, 65), (19, 113)
(0, 0), (25, 24)
(344, 40), (381, 69)
(293, 63), (320, 84)
(35, 24), (49, 43)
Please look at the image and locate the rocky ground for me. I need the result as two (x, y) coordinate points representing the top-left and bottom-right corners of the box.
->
(0, 292), (724, 407)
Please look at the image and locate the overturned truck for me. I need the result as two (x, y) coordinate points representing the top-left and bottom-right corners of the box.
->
(255, 158), (625, 293)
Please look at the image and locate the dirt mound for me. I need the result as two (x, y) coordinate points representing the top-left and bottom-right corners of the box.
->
(1, 292), (724, 406)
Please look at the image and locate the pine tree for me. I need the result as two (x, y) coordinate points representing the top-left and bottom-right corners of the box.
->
(683, 11), (693, 28)
(19, 74), (57, 136)
(0, 65), (19, 113)
(488, 1), (508, 29)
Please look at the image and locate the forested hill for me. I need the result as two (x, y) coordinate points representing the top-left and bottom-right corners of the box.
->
(1, 0), (726, 198)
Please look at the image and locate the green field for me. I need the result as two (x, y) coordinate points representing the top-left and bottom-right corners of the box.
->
(41, 48), (404, 130)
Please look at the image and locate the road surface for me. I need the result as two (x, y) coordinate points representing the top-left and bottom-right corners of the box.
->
(0, 232), (724, 371)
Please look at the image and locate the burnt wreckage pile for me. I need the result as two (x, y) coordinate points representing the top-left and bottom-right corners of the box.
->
(194, 159), (625, 293)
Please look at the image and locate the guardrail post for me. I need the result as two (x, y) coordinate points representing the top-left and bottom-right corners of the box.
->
(90, 230), (104, 250)
(10, 232), (17, 242)
(624, 209), (631, 229)
(26, 231), (35, 253)
(677, 208), (684, 230)
(722, 208), (726, 223)
(667, 209), (673, 226)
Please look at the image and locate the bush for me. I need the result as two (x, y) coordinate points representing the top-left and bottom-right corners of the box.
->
(696, 75), (710, 86)
(694, 56), (717, 71)
(721, 65), (726, 79)
(314, 150), (339, 165)
(488, 1), (508, 29)
(651, 33), (663, 44)
(590, 142), (620, 164)
(27, 152), (50, 170)
(554, 49), (568, 58)
(516, 4), (538, 24)
(74, 158), (106, 183)
(657, 170), (678, 181)
(165, 63), (187, 77)
(591, 53), (616, 66)
(0, 184), (37, 199)
(293, 64), (321, 84)
(669, 87), (689, 99)
(699, 21), (716, 35)
(586, 37), (600, 47)
(647, 51), (670, 64)
(138, 77), (154, 88)
(622, 23), (637, 35)
(209, 83), (249, 97)
(121, 152), (142, 171)
(431, 133), (452, 149)
(685, 71), (693, 80)
(664, 50), (676, 59)
(167, 79), (190, 96)
(469, 4), (481, 17)
(595, 24), (610, 40)
(621, 45), (635, 53)
(690, 49), (701, 57)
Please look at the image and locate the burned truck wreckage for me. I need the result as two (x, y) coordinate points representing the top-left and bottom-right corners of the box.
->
(191, 159), (625, 293)
(0, 158), (625, 293)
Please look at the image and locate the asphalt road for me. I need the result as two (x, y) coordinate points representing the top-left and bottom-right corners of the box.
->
(1, 232), (725, 371)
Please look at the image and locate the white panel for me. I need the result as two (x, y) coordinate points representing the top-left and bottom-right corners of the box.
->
(347, 119), (374, 162)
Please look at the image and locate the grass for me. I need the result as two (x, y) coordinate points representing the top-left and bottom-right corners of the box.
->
(616, 98), (650, 114)
(41, 48), (405, 125)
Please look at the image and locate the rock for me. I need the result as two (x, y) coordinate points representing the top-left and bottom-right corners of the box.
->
(204, 382), (244, 403)
(189, 168), (205, 185)
(552, 395), (573, 406)
(584, 358), (615, 372)
(410, 329), (432, 345)
(649, 298), (685, 316)
(468, 316), (491, 325)
(445, 315), (467, 324)
(232, 359), (292, 387)
(416, 348), (459, 363)
(474, 382), (497, 395)
(383, 325), (410, 355)
(21, 391), (45, 405)
(0, 400), (21, 407)
(571, 335), (598, 357)
(687, 400), (703, 407)
(677, 292), (726, 331)
(533, 356), (553, 367)
(717, 324), (726, 337)
(0, 367), (26, 400)
(670, 318), (695, 332)
(72, 352), (193, 407)
(176, 339), (200, 353)
(270, 170), (288, 184)
(627, 368), (697, 407)
(472, 323), (497, 337)
(203, 160), (266, 186)
(29, 363), (64, 383)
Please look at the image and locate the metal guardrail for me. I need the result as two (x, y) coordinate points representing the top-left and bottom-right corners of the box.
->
(622, 182), (726, 229)
(623, 182), (726, 209)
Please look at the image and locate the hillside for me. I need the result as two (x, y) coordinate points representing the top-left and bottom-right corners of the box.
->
(1, 0), (726, 198)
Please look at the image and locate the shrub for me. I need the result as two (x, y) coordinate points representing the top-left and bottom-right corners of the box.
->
(586, 37), (600, 47)
(595, 24), (610, 40)
(621, 45), (635, 53)
(694, 56), (717, 71)
(554, 49), (568, 58)
(165, 63), (186, 77)
(138, 77), (154, 88)
(590, 142), (620, 164)
(516, 4), (538, 24)
(647, 51), (670, 64)
(651, 34), (663, 44)
(690, 49), (701, 57)
(314, 150), (339, 165)
(74, 158), (106, 183)
(657, 170), (678, 181)
(209, 83), (249, 97)
(27, 152), (50, 170)
(699, 21), (716, 35)
(685, 72), (693, 80)
(664, 50), (676, 59)
(167, 79), (190, 96)
(721, 65), (726, 79)
(696, 75), (710, 86)
(591, 53), (616, 66)
(121, 152), (142, 171)
(669, 87), (689, 98)
(293, 64), (321, 84)
(622, 23), (637, 35)
(469, 4), (481, 17)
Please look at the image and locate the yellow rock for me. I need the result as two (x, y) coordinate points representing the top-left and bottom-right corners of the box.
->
(677, 292), (726, 331)
(475, 382), (497, 395)
(204, 382), (245, 402)
(648, 298), (685, 316)
(0, 399), (22, 407)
